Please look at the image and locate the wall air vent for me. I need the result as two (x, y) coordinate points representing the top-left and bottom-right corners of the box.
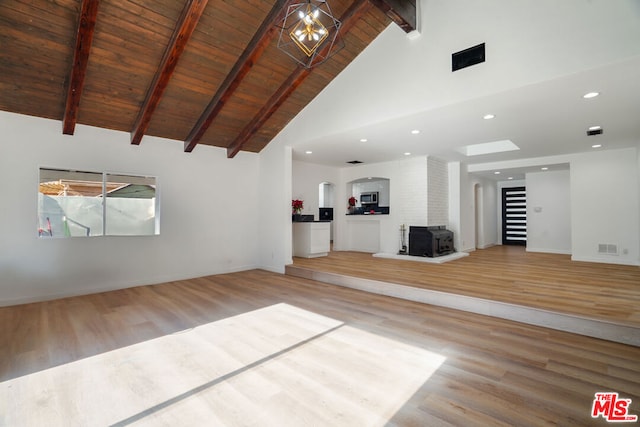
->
(587, 128), (603, 136)
(452, 43), (485, 72)
(347, 160), (363, 164)
(598, 243), (618, 255)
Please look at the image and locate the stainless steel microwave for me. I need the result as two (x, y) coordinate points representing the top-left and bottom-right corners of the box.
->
(360, 192), (378, 205)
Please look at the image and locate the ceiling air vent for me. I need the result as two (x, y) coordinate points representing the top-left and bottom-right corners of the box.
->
(347, 160), (363, 164)
(452, 43), (485, 72)
(587, 128), (603, 136)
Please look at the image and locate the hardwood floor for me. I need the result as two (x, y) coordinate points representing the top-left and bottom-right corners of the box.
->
(1, 268), (640, 425)
(291, 245), (640, 327)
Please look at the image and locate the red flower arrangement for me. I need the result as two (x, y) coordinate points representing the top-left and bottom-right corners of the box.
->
(292, 199), (304, 214)
(348, 196), (357, 207)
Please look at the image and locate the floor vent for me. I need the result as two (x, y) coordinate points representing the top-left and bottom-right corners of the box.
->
(598, 243), (618, 255)
(452, 43), (485, 72)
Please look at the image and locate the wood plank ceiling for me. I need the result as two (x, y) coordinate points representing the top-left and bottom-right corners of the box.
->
(1, 0), (415, 157)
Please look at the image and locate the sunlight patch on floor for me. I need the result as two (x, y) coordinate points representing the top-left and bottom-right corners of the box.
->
(1, 303), (445, 426)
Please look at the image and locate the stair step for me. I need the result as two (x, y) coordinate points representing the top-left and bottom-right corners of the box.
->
(285, 265), (640, 347)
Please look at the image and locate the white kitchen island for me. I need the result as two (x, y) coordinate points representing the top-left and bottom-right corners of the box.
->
(292, 221), (330, 258)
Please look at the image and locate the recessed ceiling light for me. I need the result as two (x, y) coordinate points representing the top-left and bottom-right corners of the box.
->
(494, 171), (501, 175)
(592, 144), (602, 148)
(541, 167), (549, 171)
(583, 92), (599, 99)
(508, 177), (514, 180)
(410, 129), (420, 135)
(404, 152), (411, 156)
(305, 150), (312, 154)
(359, 138), (368, 142)
(588, 126), (601, 131)
(483, 114), (495, 120)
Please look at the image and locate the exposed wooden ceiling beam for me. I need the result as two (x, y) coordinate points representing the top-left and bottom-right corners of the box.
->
(184, 0), (290, 153)
(225, 69), (309, 159)
(131, 0), (209, 145)
(369, 0), (416, 33)
(62, 0), (100, 135)
(226, 0), (372, 159)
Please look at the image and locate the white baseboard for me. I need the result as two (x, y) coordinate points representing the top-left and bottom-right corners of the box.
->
(571, 255), (640, 267)
(477, 243), (496, 250)
(260, 264), (286, 274)
(0, 282), (142, 308)
(0, 264), (260, 307)
(527, 247), (571, 255)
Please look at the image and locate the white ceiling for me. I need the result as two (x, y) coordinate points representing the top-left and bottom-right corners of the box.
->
(283, 0), (640, 181)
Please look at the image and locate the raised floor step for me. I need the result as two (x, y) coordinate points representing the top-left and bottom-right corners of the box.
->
(285, 265), (640, 347)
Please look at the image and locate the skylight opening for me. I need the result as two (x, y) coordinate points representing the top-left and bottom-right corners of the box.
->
(457, 139), (520, 157)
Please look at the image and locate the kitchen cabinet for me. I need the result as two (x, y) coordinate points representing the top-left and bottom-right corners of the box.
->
(293, 222), (330, 258)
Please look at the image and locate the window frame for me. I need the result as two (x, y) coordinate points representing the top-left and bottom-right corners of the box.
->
(37, 167), (160, 238)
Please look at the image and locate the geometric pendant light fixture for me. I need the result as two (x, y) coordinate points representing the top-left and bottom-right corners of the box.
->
(277, 0), (343, 68)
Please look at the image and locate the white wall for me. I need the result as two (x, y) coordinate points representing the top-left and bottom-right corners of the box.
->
(482, 181), (498, 248)
(290, 147), (640, 266)
(350, 179), (390, 207)
(0, 112), (261, 306)
(571, 148), (640, 265)
(292, 161), (340, 219)
(448, 162), (476, 252)
(526, 170), (571, 254)
(320, 182), (334, 208)
(257, 143), (293, 273)
(448, 162), (461, 251)
(459, 165), (475, 252)
(468, 176), (498, 249)
(277, 0), (640, 145)
(335, 158), (426, 253)
(427, 156), (448, 225)
(394, 156), (429, 228)
(292, 156), (429, 253)
(291, 160), (340, 243)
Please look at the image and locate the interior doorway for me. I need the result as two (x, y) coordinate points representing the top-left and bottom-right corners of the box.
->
(318, 182), (335, 243)
(501, 186), (527, 246)
(474, 184), (483, 249)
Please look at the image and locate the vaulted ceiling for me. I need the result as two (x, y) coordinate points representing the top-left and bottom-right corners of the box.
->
(283, 1), (640, 176)
(0, 0), (415, 157)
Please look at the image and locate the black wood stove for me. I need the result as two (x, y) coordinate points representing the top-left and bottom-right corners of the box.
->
(408, 225), (454, 257)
